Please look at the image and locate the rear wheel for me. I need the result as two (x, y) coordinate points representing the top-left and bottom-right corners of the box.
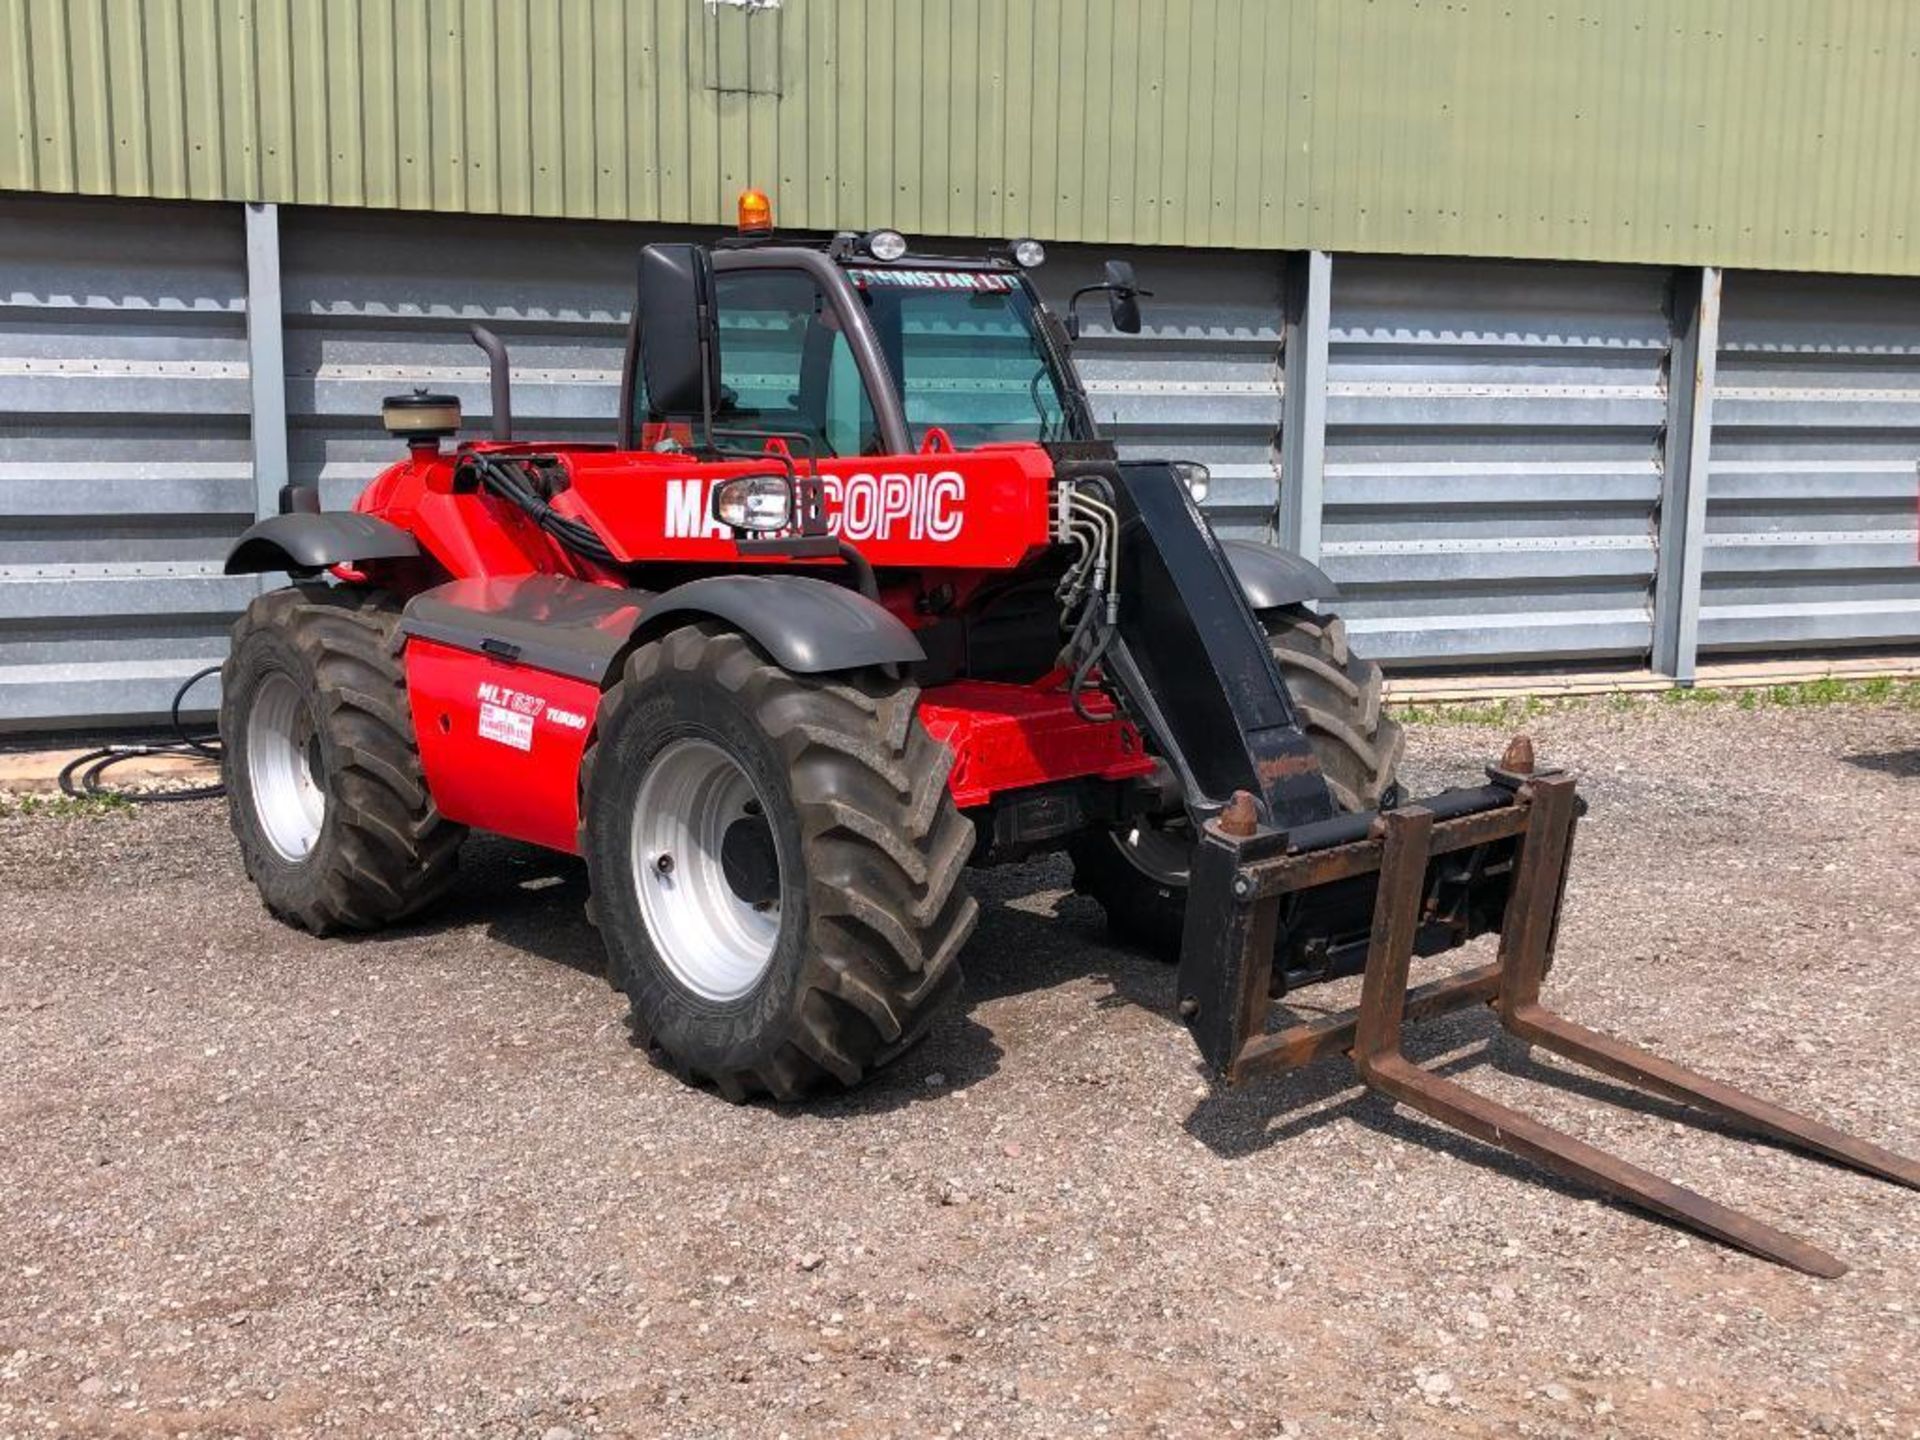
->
(1069, 605), (1403, 960)
(221, 585), (465, 933)
(582, 624), (977, 1101)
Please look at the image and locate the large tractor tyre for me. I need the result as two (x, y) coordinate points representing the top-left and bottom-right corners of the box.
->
(221, 585), (465, 934)
(581, 624), (978, 1102)
(1069, 605), (1404, 961)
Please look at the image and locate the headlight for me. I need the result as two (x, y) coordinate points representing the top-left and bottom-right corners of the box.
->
(864, 229), (909, 262)
(1172, 461), (1210, 504)
(1010, 237), (1046, 268)
(711, 474), (794, 532)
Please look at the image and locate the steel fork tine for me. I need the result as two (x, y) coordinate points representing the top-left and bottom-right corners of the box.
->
(1352, 804), (1849, 1279)
(1494, 773), (1919, 1191)
(1358, 1050), (1849, 1277)
(1502, 1006), (1920, 1190)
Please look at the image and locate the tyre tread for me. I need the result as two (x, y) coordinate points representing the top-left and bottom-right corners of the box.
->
(222, 585), (464, 935)
(1070, 603), (1403, 960)
(584, 624), (975, 1101)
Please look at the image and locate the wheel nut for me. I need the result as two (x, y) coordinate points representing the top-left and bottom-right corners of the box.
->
(654, 853), (675, 876)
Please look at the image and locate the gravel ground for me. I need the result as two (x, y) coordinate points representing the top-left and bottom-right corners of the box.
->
(1, 699), (1916, 1438)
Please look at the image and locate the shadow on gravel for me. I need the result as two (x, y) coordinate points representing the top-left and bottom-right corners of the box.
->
(340, 834), (1024, 1114)
(955, 860), (1176, 1006)
(297, 836), (1840, 1212)
(332, 840), (1783, 1190)
(1842, 748), (1920, 779)
(1180, 996), (1820, 1230)
(767, 858), (1197, 1117)
(345, 834), (610, 980)
(813, 860), (1148, 1116)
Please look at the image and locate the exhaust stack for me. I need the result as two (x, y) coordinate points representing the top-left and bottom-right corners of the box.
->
(469, 324), (513, 442)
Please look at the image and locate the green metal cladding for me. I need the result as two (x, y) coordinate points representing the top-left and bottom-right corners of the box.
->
(5, 0), (1919, 274)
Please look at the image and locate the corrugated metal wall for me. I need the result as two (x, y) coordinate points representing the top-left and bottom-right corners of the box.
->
(1702, 272), (1920, 655)
(1039, 250), (1284, 542)
(0, 193), (254, 727)
(269, 212), (1279, 526)
(5, 0), (1920, 276)
(1, 192), (1916, 730)
(278, 209), (642, 513)
(1321, 257), (1670, 666)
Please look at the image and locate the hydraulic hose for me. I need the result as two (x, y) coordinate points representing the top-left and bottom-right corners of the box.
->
(55, 666), (225, 803)
(469, 453), (621, 567)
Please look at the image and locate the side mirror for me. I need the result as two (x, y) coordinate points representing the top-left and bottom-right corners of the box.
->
(1104, 260), (1142, 335)
(1067, 259), (1150, 340)
(636, 243), (721, 421)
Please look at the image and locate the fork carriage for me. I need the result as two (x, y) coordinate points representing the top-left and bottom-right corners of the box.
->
(1177, 736), (1918, 1277)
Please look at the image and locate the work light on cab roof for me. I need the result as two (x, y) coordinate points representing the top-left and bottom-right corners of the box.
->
(861, 228), (909, 261)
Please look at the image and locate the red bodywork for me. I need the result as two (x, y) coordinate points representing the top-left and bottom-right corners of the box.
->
(919, 681), (1149, 808)
(404, 637), (602, 852)
(359, 437), (1150, 855)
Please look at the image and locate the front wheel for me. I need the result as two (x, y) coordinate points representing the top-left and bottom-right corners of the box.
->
(1069, 605), (1403, 961)
(581, 625), (977, 1101)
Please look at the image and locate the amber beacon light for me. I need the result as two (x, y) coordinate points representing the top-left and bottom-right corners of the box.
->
(737, 188), (773, 234)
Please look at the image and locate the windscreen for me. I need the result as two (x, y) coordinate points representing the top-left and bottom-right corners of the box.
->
(847, 268), (1074, 447)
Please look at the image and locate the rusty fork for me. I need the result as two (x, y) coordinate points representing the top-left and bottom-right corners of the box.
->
(1204, 739), (1917, 1277)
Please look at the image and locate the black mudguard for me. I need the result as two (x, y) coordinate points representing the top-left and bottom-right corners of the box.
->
(636, 574), (926, 674)
(398, 572), (923, 685)
(225, 512), (421, 575)
(400, 575), (652, 683)
(1221, 539), (1339, 611)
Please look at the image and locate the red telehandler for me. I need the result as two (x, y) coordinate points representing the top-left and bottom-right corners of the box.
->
(220, 196), (1914, 1273)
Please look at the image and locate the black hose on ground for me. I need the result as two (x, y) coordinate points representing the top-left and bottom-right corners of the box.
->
(55, 666), (225, 803)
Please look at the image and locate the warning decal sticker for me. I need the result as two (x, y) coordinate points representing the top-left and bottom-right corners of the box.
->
(478, 701), (534, 752)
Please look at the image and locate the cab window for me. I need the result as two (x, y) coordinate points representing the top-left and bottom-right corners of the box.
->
(630, 269), (879, 456)
(849, 271), (1071, 447)
(711, 270), (879, 457)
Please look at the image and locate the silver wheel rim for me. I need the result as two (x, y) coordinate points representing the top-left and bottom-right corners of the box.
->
(246, 670), (326, 862)
(631, 738), (783, 1002)
(1114, 818), (1192, 889)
